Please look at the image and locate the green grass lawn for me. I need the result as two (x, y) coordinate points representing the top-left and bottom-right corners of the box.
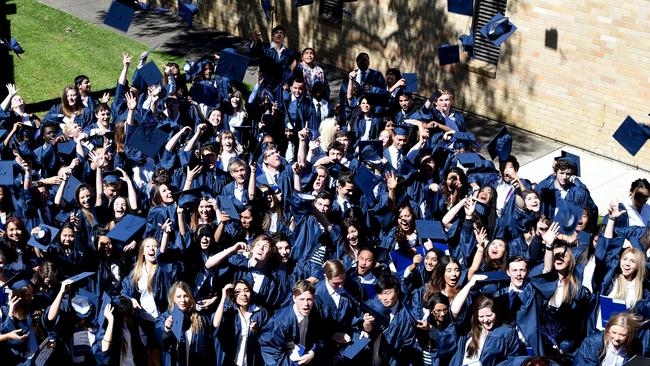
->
(8, 0), (183, 114)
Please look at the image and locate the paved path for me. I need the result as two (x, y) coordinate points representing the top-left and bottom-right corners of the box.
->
(38, 0), (650, 214)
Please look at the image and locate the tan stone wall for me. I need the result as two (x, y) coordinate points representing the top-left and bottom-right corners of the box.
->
(162, 0), (650, 170)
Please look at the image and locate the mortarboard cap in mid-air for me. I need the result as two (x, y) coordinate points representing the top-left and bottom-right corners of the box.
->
(215, 49), (251, 83)
(0, 161), (15, 186)
(439, 44), (460, 65)
(104, 1), (136, 33)
(27, 224), (59, 252)
(126, 123), (167, 158)
(107, 214), (147, 244)
(486, 126), (512, 161)
(402, 73), (418, 94)
(178, 0), (199, 26)
(448, 0), (474, 16)
(613, 116), (649, 156)
(480, 13), (517, 47)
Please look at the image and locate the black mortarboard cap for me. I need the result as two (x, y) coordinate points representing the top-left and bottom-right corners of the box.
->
(480, 13), (517, 47)
(104, 1), (135, 33)
(286, 192), (315, 221)
(342, 335), (371, 359)
(358, 140), (383, 164)
(62, 175), (83, 204)
(102, 170), (122, 185)
(2, 269), (34, 291)
(353, 164), (380, 197)
(554, 199), (583, 235)
(261, 0), (272, 20)
(218, 195), (240, 220)
(107, 214), (147, 243)
(0, 161), (14, 186)
(27, 224), (59, 251)
(448, 0), (473, 16)
(233, 125), (257, 149)
(172, 187), (203, 209)
(178, 0), (199, 26)
(57, 140), (77, 158)
(439, 44), (460, 65)
(475, 271), (510, 283)
(402, 73), (418, 94)
(415, 220), (448, 242)
(555, 150), (581, 177)
(189, 83), (220, 106)
(139, 61), (163, 86)
(613, 116), (649, 156)
(319, 0), (344, 26)
(393, 124), (412, 137)
(67, 272), (96, 285)
(172, 303), (185, 340)
(126, 123), (167, 158)
(456, 152), (483, 170)
(326, 161), (350, 179)
(216, 49), (251, 83)
(486, 126), (512, 161)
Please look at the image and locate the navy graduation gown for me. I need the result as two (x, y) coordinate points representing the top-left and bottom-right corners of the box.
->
(155, 310), (215, 366)
(215, 303), (269, 366)
(259, 305), (325, 366)
(449, 324), (525, 366)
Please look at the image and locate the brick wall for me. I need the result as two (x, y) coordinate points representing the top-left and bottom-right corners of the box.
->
(162, 0), (650, 170)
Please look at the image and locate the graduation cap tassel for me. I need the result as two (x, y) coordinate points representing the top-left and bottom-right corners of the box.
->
(540, 321), (565, 352)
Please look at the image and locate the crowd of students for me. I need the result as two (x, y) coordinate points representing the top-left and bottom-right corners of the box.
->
(0, 24), (648, 366)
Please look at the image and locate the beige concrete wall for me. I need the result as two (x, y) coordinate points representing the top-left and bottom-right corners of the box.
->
(161, 0), (650, 170)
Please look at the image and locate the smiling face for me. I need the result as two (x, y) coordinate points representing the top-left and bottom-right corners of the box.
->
(95, 109), (111, 127)
(477, 306), (496, 331)
(7, 222), (22, 242)
(142, 240), (156, 261)
(507, 260), (528, 289)
(198, 199), (213, 221)
(433, 303), (449, 323)
(446, 172), (461, 191)
(378, 288), (398, 308)
(477, 187), (493, 204)
(240, 209), (253, 230)
(252, 239), (271, 263)
(620, 251), (639, 280)
(78, 187), (93, 209)
(234, 282), (252, 307)
(159, 184), (174, 204)
(347, 225), (359, 247)
(553, 246), (570, 273)
(608, 324), (629, 350)
(524, 192), (540, 212)
(208, 109), (222, 127)
(276, 240), (291, 264)
(424, 251), (439, 272)
(111, 197), (125, 219)
(398, 94), (412, 111)
(60, 227), (74, 247)
(357, 249), (375, 276)
(66, 89), (78, 106)
(397, 207), (414, 232)
(359, 98), (371, 114)
(301, 48), (314, 64)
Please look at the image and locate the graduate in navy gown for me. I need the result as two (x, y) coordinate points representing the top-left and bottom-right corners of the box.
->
(573, 312), (644, 366)
(259, 280), (325, 366)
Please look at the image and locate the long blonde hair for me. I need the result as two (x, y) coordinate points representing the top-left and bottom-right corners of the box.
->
(167, 281), (203, 334)
(600, 312), (644, 360)
(130, 238), (158, 292)
(319, 118), (338, 148)
(610, 248), (646, 308)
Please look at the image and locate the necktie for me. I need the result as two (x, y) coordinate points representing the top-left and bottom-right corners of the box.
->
(396, 152), (403, 168)
(316, 102), (322, 121)
(361, 71), (367, 84)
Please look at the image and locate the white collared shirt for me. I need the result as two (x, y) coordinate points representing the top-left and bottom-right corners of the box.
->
(602, 344), (627, 366)
(293, 305), (308, 346)
(325, 281), (341, 308)
(623, 197), (650, 227)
